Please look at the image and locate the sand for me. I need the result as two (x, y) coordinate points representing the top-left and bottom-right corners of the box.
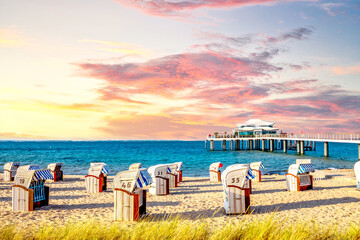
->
(0, 169), (359, 228)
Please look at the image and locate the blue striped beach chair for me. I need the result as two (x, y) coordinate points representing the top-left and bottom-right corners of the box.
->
(148, 164), (170, 195)
(12, 169), (53, 211)
(286, 159), (315, 191)
(221, 164), (254, 214)
(85, 163), (110, 193)
(250, 162), (265, 182)
(113, 168), (152, 221)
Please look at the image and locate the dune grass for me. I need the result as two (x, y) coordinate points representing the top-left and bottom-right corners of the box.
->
(1, 215), (359, 240)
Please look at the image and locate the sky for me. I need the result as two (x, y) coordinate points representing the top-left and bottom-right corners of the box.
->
(0, 0), (359, 140)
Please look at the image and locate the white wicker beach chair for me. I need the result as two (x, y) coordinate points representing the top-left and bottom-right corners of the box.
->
(221, 164), (254, 214)
(354, 161), (360, 190)
(174, 162), (183, 183)
(250, 162), (264, 182)
(147, 164), (169, 195)
(113, 168), (152, 221)
(47, 163), (63, 182)
(85, 163), (110, 193)
(166, 164), (178, 188)
(12, 169), (53, 211)
(3, 162), (20, 182)
(286, 159), (315, 192)
(209, 162), (223, 182)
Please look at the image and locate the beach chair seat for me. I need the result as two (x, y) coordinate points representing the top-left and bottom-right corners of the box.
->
(3, 162), (20, 182)
(354, 162), (360, 190)
(222, 164), (254, 214)
(209, 162), (223, 182)
(286, 159), (315, 192)
(310, 170), (326, 180)
(113, 168), (152, 221)
(148, 164), (170, 195)
(250, 162), (264, 182)
(85, 163), (110, 193)
(47, 163), (63, 182)
(12, 169), (53, 211)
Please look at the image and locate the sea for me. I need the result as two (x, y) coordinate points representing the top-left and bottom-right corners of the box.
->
(0, 141), (358, 177)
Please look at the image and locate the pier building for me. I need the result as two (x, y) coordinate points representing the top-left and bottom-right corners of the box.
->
(206, 120), (360, 161)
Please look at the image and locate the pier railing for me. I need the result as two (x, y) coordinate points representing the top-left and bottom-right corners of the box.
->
(207, 133), (360, 141)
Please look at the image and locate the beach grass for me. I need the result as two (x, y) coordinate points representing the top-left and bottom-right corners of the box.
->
(1, 215), (359, 240)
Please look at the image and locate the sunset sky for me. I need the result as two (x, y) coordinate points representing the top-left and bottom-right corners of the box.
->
(1, 0), (359, 140)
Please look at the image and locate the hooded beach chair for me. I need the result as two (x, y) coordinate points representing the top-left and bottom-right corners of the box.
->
(113, 168), (152, 221)
(129, 163), (142, 170)
(354, 161), (360, 190)
(148, 164), (170, 195)
(250, 162), (264, 182)
(286, 159), (315, 192)
(3, 162), (20, 181)
(166, 164), (178, 188)
(12, 168), (53, 211)
(85, 163), (110, 193)
(221, 164), (254, 214)
(174, 162), (183, 183)
(209, 162), (223, 182)
(47, 163), (63, 182)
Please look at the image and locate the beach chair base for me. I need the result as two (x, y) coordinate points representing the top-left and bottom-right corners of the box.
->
(244, 179), (252, 194)
(209, 171), (221, 182)
(149, 177), (169, 195)
(85, 174), (106, 193)
(286, 174), (313, 191)
(114, 189), (141, 221)
(12, 185), (49, 211)
(177, 170), (182, 183)
(166, 173), (178, 188)
(252, 169), (261, 182)
(224, 186), (251, 215)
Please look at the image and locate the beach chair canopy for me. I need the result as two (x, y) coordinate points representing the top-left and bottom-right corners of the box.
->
(14, 169), (54, 188)
(88, 164), (109, 177)
(17, 165), (40, 174)
(354, 162), (360, 181)
(114, 168), (152, 193)
(148, 164), (168, 178)
(174, 162), (183, 171)
(288, 162), (315, 176)
(4, 162), (20, 171)
(250, 162), (264, 171)
(221, 164), (253, 191)
(167, 163), (178, 173)
(209, 162), (223, 172)
(129, 163), (142, 170)
(47, 163), (63, 171)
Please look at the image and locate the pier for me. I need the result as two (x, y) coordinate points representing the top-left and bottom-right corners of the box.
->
(205, 133), (360, 160)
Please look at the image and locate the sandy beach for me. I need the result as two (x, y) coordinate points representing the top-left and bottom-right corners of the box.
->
(1, 169), (359, 228)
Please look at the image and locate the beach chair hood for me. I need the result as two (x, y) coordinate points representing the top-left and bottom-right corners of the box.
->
(129, 163), (142, 170)
(47, 163), (63, 171)
(209, 162), (223, 172)
(114, 168), (152, 193)
(221, 164), (254, 191)
(88, 164), (109, 177)
(14, 169), (53, 188)
(148, 164), (168, 178)
(17, 165), (40, 174)
(354, 161), (360, 182)
(250, 162), (264, 171)
(289, 159), (315, 175)
(167, 163), (178, 173)
(4, 162), (20, 171)
(174, 162), (183, 171)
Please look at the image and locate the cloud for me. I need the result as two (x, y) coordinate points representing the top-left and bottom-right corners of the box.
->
(0, 28), (27, 48)
(265, 27), (314, 43)
(114, 0), (316, 18)
(332, 64), (360, 75)
(320, 2), (344, 16)
(0, 132), (48, 140)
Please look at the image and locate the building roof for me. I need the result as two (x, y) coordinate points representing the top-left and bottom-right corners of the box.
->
(236, 119), (274, 128)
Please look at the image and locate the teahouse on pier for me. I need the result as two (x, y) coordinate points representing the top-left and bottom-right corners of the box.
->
(205, 119), (360, 160)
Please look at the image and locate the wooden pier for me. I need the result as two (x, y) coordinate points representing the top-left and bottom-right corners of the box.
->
(205, 133), (360, 160)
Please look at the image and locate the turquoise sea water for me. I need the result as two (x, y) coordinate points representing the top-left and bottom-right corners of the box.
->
(0, 141), (358, 177)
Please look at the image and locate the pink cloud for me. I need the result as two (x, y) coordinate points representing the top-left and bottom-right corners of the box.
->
(332, 64), (360, 75)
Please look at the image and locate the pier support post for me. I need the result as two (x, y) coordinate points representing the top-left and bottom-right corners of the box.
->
(296, 141), (300, 154)
(358, 144), (360, 160)
(324, 142), (329, 157)
(235, 140), (240, 150)
(205, 140), (207, 149)
(222, 140), (227, 151)
(283, 140), (287, 153)
(270, 139), (274, 152)
(249, 140), (253, 150)
(262, 140), (265, 151)
(300, 141), (304, 155)
(210, 140), (215, 151)
(230, 140), (233, 150)
(241, 140), (244, 150)
(313, 141), (316, 151)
